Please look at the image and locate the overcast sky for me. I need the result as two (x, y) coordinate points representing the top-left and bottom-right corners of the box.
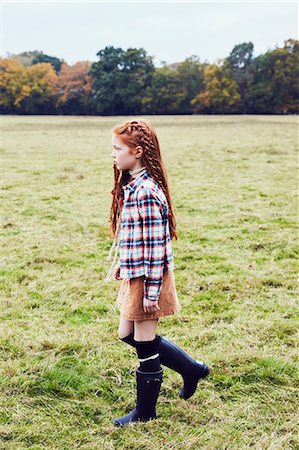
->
(1, 1), (298, 67)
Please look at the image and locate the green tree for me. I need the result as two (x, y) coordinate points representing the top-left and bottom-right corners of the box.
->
(175, 56), (204, 113)
(141, 67), (187, 114)
(89, 46), (155, 115)
(247, 39), (299, 113)
(32, 51), (63, 74)
(223, 42), (254, 112)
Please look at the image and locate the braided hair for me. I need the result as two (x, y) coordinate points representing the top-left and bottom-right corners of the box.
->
(108, 118), (178, 241)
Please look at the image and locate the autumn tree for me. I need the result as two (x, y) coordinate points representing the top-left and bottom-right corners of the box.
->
(0, 58), (58, 114)
(191, 63), (240, 114)
(54, 61), (93, 114)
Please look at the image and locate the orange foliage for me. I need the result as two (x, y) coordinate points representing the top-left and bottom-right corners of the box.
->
(53, 61), (92, 103)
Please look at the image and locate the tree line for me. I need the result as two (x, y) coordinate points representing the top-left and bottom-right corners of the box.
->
(1, 39), (298, 115)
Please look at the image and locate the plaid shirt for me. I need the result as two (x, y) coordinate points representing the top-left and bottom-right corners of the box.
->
(119, 170), (174, 302)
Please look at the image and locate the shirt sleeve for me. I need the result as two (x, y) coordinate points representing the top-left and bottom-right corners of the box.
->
(137, 187), (166, 302)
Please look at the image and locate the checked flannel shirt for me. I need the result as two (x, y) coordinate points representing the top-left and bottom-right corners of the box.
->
(119, 170), (174, 302)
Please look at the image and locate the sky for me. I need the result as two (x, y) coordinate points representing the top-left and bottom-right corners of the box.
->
(1, 1), (298, 67)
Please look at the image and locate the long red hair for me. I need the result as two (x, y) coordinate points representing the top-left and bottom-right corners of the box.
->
(107, 119), (178, 241)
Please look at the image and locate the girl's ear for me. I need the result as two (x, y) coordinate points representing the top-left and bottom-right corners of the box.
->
(135, 145), (144, 158)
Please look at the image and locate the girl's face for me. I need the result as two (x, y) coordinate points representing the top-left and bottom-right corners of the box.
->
(111, 134), (140, 171)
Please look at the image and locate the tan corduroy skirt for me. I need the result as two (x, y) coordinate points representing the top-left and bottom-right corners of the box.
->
(116, 268), (181, 321)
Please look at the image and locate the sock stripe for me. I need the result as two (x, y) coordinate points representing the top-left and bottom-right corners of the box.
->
(138, 353), (159, 362)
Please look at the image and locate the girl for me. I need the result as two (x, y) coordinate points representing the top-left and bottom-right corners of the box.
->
(104, 119), (210, 427)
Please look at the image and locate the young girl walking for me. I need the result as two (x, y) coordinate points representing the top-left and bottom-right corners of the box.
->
(104, 119), (210, 427)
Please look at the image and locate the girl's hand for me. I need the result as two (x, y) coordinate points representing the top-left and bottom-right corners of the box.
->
(143, 298), (160, 314)
(112, 262), (121, 280)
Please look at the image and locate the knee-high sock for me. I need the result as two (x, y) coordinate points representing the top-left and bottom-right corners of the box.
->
(133, 335), (161, 372)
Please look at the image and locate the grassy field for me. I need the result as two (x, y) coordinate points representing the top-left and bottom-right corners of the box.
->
(1, 115), (298, 449)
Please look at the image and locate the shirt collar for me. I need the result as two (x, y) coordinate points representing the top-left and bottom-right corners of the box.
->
(122, 169), (149, 194)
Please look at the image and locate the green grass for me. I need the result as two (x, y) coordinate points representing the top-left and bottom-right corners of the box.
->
(1, 115), (298, 449)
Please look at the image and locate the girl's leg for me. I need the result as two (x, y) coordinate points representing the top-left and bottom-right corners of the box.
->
(113, 318), (163, 427)
(133, 318), (158, 341)
(118, 315), (134, 339)
(120, 319), (210, 400)
(133, 319), (161, 372)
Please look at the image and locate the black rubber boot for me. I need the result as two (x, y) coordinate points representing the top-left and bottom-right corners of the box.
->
(120, 333), (210, 400)
(113, 367), (163, 427)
